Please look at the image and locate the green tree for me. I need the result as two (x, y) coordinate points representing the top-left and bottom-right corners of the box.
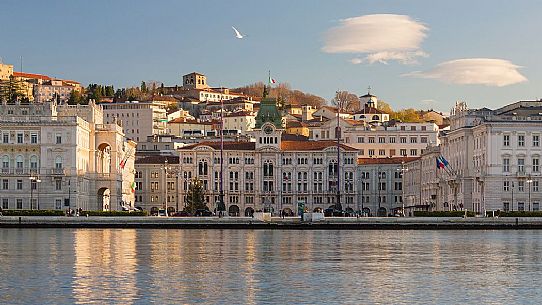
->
(68, 90), (83, 105)
(184, 178), (208, 215)
(140, 81), (147, 93)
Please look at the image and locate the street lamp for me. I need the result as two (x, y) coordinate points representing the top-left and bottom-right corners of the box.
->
(163, 159), (170, 217)
(398, 162), (409, 217)
(29, 176), (41, 210)
(526, 178), (533, 211)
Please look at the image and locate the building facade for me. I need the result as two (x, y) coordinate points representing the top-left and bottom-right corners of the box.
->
(101, 101), (168, 142)
(0, 100), (135, 211)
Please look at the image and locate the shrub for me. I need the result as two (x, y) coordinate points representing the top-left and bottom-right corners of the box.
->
(486, 210), (542, 217)
(413, 211), (475, 217)
(80, 210), (148, 217)
(2, 210), (65, 216)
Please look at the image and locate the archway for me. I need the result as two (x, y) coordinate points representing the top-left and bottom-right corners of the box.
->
(283, 208), (293, 217)
(228, 205), (240, 217)
(245, 207), (254, 217)
(97, 188), (111, 211)
(377, 207), (387, 217)
(97, 143), (112, 174)
(362, 207), (371, 217)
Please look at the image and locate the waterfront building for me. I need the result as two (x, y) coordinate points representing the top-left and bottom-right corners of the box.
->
(134, 155), (180, 213)
(358, 157), (417, 216)
(405, 100), (542, 214)
(101, 100), (168, 142)
(0, 100), (136, 211)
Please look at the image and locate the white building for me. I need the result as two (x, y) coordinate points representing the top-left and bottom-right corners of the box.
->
(408, 100), (542, 214)
(0, 100), (136, 211)
(101, 100), (168, 142)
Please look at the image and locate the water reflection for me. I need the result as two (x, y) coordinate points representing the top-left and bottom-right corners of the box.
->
(1, 229), (542, 304)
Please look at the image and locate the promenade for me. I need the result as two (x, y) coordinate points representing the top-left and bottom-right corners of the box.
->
(2, 216), (542, 229)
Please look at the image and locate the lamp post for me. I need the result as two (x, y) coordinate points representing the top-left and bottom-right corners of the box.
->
(163, 159), (169, 217)
(527, 178), (533, 211)
(398, 162), (409, 217)
(29, 176), (41, 210)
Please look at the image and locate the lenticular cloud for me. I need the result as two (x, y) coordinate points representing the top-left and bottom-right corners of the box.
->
(405, 58), (527, 87)
(322, 14), (428, 64)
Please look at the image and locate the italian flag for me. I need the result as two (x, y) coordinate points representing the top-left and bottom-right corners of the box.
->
(131, 181), (136, 193)
(269, 76), (276, 84)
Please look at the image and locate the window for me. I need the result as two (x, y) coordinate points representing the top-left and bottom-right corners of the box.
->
(368, 137), (375, 143)
(533, 158), (540, 172)
(421, 126), (427, 131)
(378, 137), (385, 143)
(533, 181), (539, 192)
(379, 149), (386, 156)
(368, 149), (375, 156)
(2, 199), (7, 209)
(518, 181), (525, 192)
(503, 135), (510, 147)
(389, 137), (396, 143)
(55, 179), (62, 190)
(400, 137), (407, 143)
(503, 181), (510, 192)
(17, 133), (23, 144)
(534, 135), (540, 147)
(55, 156), (63, 169)
(2, 155), (8, 168)
(31, 133), (38, 144)
(503, 202), (510, 212)
(2, 179), (7, 190)
(400, 149), (407, 156)
(518, 135), (525, 147)
(56, 133), (62, 144)
(30, 156), (38, 170)
(534, 202), (540, 211)
(2, 134), (8, 144)
(410, 126), (416, 131)
(17, 180), (22, 190)
(17, 199), (22, 209)
(518, 158), (525, 173)
(410, 149), (417, 156)
(357, 137), (364, 143)
(518, 202), (525, 211)
(503, 158), (510, 172)
(15, 156), (23, 170)
(410, 137), (417, 143)
(421, 137), (428, 143)
(55, 199), (62, 209)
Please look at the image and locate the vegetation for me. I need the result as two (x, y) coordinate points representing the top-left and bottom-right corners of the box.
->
(1, 210), (65, 216)
(184, 178), (209, 215)
(413, 211), (476, 217)
(487, 211), (542, 217)
(0, 76), (29, 102)
(234, 82), (326, 108)
(81, 210), (148, 216)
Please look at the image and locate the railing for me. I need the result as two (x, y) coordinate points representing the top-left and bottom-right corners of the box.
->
(51, 168), (65, 175)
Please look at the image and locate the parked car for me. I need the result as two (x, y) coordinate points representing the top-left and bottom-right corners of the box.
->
(324, 208), (345, 217)
(172, 211), (190, 217)
(157, 209), (167, 217)
(194, 209), (213, 217)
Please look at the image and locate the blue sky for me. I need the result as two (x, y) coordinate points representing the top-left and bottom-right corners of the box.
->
(1, 0), (541, 111)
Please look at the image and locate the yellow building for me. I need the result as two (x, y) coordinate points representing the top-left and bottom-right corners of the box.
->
(0, 63), (13, 80)
(285, 120), (309, 137)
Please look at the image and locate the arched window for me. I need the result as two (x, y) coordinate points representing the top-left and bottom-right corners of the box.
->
(372, 115), (379, 121)
(15, 155), (23, 169)
(1, 155), (8, 168)
(30, 155), (38, 170)
(55, 156), (63, 169)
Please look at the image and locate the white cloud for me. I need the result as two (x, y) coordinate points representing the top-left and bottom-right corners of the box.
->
(405, 58), (527, 87)
(322, 14), (428, 64)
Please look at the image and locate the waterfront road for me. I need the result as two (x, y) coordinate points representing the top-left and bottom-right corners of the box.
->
(1, 216), (542, 229)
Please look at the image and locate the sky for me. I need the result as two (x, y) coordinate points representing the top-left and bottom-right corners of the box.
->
(1, 0), (541, 112)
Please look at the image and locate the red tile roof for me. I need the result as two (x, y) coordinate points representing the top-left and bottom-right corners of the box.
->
(136, 155), (180, 164)
(357, 157), (420, 165)
(281, 140), (358, 151)
(168, 118), (214, 125)
(13, 72), (51, 80)
(181, 141), (256, 151)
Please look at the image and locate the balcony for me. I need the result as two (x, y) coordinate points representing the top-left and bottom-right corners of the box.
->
(51, 168), (65, 175)
(516, 171), (527, 177)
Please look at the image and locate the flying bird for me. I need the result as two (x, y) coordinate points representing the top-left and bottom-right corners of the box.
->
(231, 26), (245, 39)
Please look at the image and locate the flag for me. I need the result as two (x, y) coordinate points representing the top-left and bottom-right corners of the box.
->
(269, 76), (276, 84)
(436, 157), (445, 169)
(120, 159), (126, 169)
(131, 181), (136, 193)
(439, 155), (449, 167)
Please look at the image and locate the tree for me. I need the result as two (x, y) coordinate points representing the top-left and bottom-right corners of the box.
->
(331, 90), (359, 112)
(140, 81), (147, 93)
(68, 90), (83, 105)
(184, 178), (208, 215)
(377, 100), (394, 114)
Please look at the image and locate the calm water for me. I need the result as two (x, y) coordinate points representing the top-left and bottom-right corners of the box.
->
(1, 229), (541, 305)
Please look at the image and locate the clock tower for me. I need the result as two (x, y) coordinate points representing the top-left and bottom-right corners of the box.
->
(252, 85), (283, 150)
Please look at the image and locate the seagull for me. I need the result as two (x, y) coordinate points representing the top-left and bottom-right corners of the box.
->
(231, 26), (245, 39)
